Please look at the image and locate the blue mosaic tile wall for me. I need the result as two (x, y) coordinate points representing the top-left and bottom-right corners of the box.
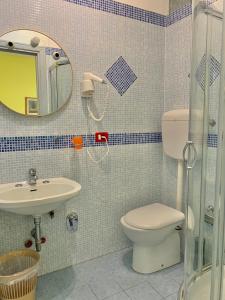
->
(165, 3), (192, 27)
(65, 0), (193, 27)
(196, 54), (221, 91)
(64, 0), (220, 28)
(105, 56), (137, 96)
(65, 0), (166, 27)
(208, 133), (218, 148)
(0, 132), (217, 153)
(0, 132), (162, 152)
(0, 0), (214, 278)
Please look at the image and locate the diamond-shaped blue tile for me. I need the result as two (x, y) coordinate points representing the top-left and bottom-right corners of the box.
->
(105, 56), (137, 96)
(196, 54), (221, 91)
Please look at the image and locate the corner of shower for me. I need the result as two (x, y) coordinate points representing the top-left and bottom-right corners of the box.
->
(179, 0), (225, 299)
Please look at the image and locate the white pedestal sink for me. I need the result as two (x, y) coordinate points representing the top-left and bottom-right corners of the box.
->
(0, 177), (81, 216)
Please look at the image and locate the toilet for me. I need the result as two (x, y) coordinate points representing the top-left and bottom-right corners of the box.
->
(120, 203), (184, 274)
(120, 109), (189, 274)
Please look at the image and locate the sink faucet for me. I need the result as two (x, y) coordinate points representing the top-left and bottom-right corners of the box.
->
(28, 168), (38, 186)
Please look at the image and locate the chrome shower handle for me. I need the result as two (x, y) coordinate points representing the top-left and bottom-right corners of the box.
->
(183, 141), (197, 169)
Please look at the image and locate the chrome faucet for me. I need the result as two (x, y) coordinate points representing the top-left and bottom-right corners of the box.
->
(28, 168), (38, 186)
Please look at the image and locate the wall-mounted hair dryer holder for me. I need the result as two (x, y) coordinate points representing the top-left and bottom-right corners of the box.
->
(81, 72), (110, 163)
(81, 72), (106, 98)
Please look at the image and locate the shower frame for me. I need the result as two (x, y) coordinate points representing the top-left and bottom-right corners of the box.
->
(180, 1), (225, 300)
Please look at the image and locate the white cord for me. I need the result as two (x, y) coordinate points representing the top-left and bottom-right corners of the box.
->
(85, 79), (110, 163)
(86, 135), (110, 163)
(87, 84), (110, 122)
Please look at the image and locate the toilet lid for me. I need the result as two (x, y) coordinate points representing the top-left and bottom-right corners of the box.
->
(124, 203), (185, 230)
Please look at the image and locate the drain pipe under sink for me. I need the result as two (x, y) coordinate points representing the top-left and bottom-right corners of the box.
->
(32, 216), (42, 252)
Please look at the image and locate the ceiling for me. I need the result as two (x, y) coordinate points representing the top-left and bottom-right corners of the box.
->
(211, 0), (223, 12)
(169, 0), (191, 13)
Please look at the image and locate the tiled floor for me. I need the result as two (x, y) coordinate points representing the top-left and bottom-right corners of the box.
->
(37, 248), (183, 300)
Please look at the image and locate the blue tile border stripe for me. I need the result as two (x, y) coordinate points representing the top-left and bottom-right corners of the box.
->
(0, 132), (162, 153)
(65, 0), (166, 26)
(64, 1), (220, 27)
(0, 132), (218, 152)
(165, 3), (192, 27)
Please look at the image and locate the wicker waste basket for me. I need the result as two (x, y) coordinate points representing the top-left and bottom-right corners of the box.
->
(0, 250), (40, 300)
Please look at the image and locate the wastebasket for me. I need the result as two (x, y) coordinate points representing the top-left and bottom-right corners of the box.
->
(0, 250), (40, 300)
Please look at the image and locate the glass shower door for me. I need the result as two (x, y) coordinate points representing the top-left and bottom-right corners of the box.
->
(183, 1), (224, 300)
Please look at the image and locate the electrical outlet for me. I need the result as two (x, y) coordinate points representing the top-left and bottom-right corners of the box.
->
(95, 132), (109, 143)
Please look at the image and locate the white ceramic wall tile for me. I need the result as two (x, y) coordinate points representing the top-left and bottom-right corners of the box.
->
(0, 0), (165, 137)
(162, 16), (192, 208)
(0, 0), (202, 277)
(0, 0), (165, 275)
(0, 143), (162, 275)
(164, 16), (191, 113)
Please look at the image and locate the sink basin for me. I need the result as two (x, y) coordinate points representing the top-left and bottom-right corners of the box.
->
(0, 177), (81, 216)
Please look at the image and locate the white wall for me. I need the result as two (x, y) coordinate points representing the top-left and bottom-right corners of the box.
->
(0, 0), (164, 275)
(162, 16), (192, 209)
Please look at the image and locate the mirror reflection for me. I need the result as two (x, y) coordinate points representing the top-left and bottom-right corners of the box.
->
(0, 30), (72, 116)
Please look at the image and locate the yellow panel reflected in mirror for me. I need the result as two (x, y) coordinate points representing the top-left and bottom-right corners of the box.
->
(0, 51), (38, 115)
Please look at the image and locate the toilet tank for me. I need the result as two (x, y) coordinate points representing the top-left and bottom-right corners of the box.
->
(162, 109), (189, 160)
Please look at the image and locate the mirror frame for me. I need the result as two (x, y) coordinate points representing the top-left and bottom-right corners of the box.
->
(0, 30), (73, 117)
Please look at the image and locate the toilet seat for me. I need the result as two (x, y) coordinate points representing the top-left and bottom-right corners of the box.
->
(124, 203), (184, 230)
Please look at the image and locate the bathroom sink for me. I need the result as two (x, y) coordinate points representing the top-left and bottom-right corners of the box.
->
(0, 177), (81, 216)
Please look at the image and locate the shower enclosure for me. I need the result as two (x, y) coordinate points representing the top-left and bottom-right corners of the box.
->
(180, 0), (225, 299)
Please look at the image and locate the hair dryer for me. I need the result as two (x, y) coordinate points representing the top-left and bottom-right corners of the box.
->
(81, 72), (106, 97)
(81, 72), (110, 162)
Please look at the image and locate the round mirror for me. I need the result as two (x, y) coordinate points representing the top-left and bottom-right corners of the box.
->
(0, 30), (73, 116)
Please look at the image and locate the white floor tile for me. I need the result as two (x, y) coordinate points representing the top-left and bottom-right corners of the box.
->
(68, 284), (98, 300)
(111, 249), (149, 290)
(125, 281), (162, 300)
(37, 248), (183, 300)
(88, 274), (122, 299)
(164, 293), (178, 300)
(148, 276), (180, 298)
(104, 291), (131, 300)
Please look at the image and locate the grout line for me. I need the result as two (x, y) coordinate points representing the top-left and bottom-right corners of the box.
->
(117, 279), (148, 293)
(124, 281), (164, 299)
(101, 289), (128, 300)
(147, 280), (166, 299)
(77, 247), (132, 266)
(123, 290), (132, 299)
(163, 292), (178, 300)
(87, 283), (102, 300)
(123, 288), (133, 299)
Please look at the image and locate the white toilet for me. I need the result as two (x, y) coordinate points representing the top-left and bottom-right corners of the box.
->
(120, 109), (189, 274)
